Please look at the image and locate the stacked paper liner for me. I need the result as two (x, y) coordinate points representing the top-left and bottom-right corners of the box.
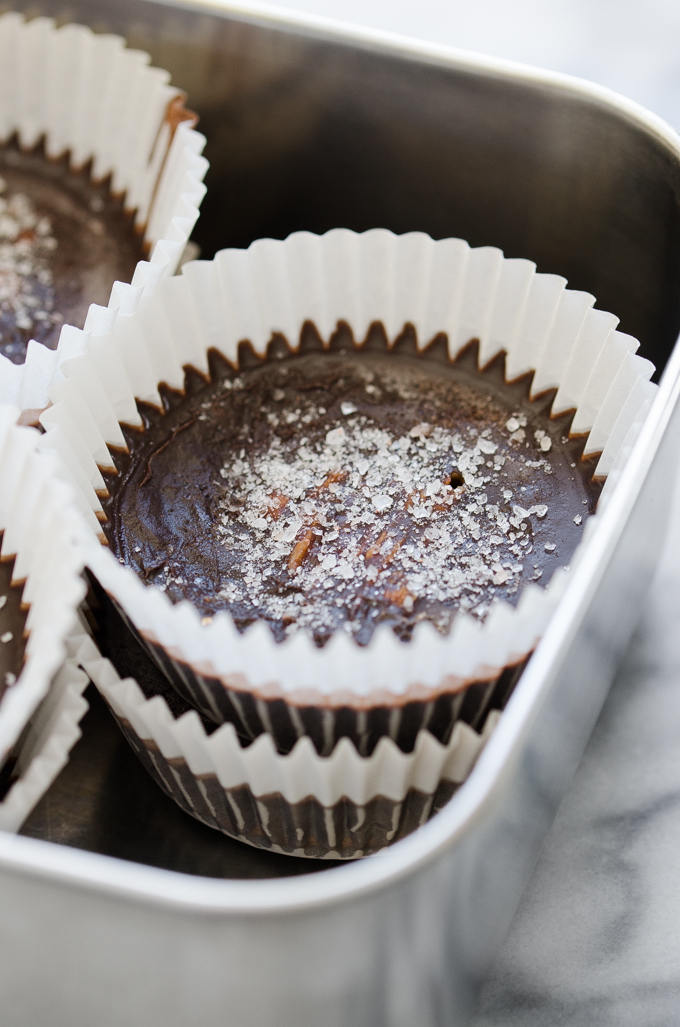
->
(82, 629), (499, 858)
(0, 624), (89, 833)
(38, 229), (658, 757)
(0, 12), (208, 413)
(0, 406), (88, 770)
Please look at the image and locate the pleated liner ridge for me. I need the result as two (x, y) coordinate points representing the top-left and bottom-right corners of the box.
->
(81, 627), (500, 859)
(38, 229), (658, 756)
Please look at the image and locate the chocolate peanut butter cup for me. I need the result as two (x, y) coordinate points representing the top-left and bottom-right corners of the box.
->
(37, 228), (658, 854)
(0, 13), (207, 411)
(40, 230), (657, 765)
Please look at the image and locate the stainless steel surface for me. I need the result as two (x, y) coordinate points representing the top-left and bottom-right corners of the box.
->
(2, 2), (680, 1024)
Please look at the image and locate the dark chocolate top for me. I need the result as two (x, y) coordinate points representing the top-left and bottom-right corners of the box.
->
(0, 551), (27, 700)
(102, 327), (601, 646)
(0, 142), (144, 365)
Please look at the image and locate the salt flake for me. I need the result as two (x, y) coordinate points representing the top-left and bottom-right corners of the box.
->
(372, 494), (393, 512)
(325, 427), (346, 447)
(478, 438), (497, 455)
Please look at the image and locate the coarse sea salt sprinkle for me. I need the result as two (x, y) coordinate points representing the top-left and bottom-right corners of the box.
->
(210, 399), (566, 640)
(0, 176), (62, 358)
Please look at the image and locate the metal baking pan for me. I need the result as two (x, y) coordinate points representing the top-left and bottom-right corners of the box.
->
(3, 1), (680, 1023)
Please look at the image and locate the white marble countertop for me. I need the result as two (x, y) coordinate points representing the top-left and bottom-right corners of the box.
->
(471, 476), (680, 1025)
(254, 1), (680, 1019)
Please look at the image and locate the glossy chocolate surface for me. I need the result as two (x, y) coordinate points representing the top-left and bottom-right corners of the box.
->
(102, 326), (600, 646)
(0, 141), (144, 364)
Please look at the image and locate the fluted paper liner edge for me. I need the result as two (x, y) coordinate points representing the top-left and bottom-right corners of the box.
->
(82, 629), (498, 858)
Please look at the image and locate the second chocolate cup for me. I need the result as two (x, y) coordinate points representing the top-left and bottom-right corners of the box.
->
(0, 12), (208, 414)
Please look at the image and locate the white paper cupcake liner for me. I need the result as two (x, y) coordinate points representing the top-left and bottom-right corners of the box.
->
(37, 229), (657, 754)
(0, 626), (89, 833)
(81, 630), (498, 858)
(0, 405), (88, 768)
(0, 12), (208, 413)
